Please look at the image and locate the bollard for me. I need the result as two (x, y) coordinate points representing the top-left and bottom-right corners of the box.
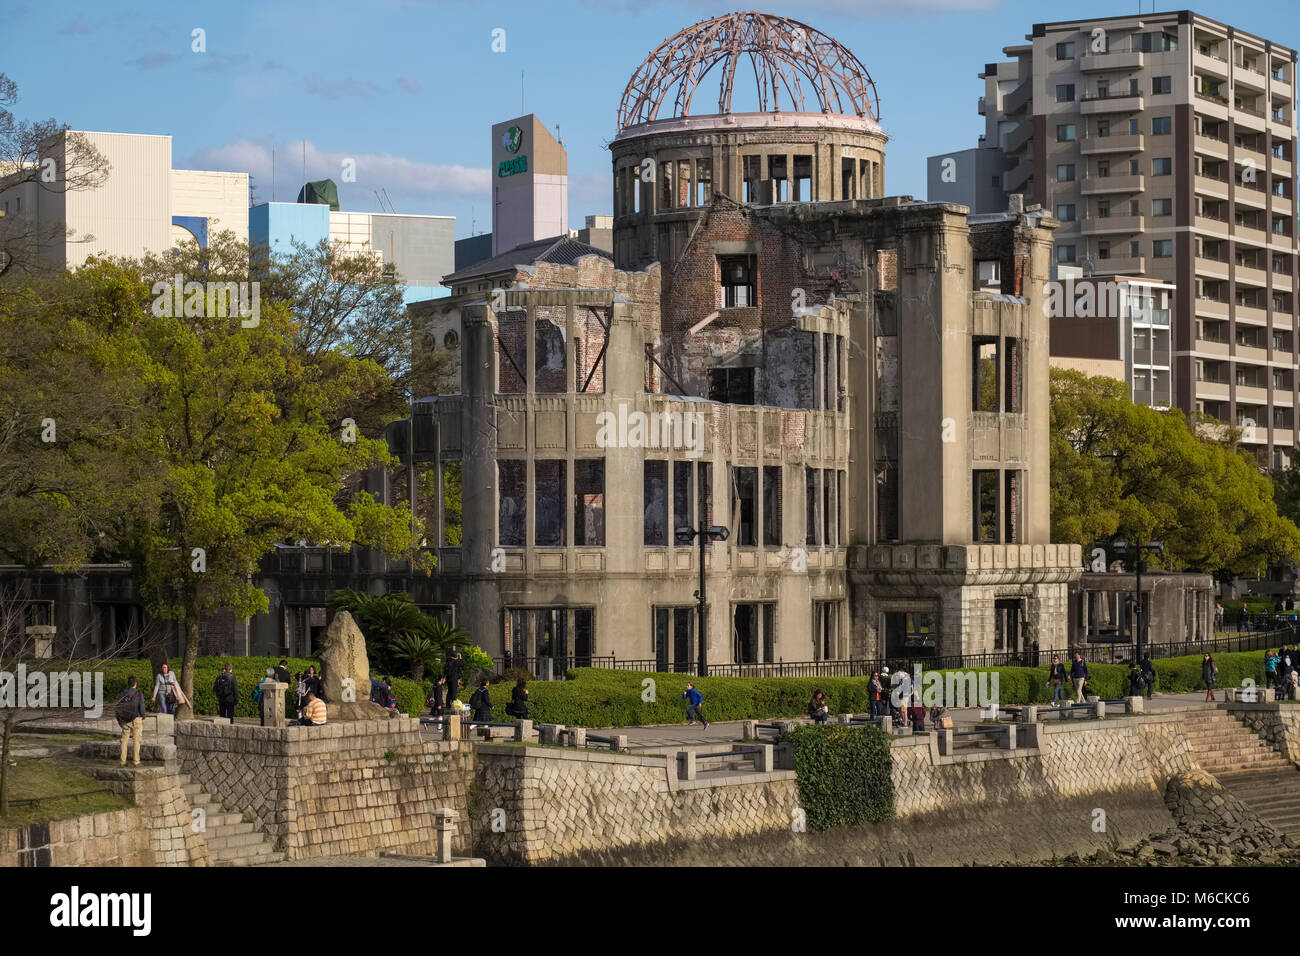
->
(755, 743), (774, 772)
(610, 734), (628, 751)
(677, 750), (697, 781)
(568, 727), (587, 748)
(835, 713), (852, 725)
(1225, 687), (1238, 703)
(1020, 705), (1038, 724)
(514, 719), (533, 742)
(433, 808), (457, 863)
(539, 723), (565, 746)
(444, 714), (461, 741)
(1004, 724), (1017, 751)
(938, 729), (953, 756)
(741, 720), (758, 740)
(259, 680), (288, 727)
(878, 716), (892, 734)
(1125, 696), (1144, 714)
(1092, 700), (1106, 719)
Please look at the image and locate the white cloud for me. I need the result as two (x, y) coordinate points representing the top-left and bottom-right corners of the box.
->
(186, 139), (490, 198)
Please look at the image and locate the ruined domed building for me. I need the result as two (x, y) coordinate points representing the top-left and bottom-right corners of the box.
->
(388, 11), (1085, 671)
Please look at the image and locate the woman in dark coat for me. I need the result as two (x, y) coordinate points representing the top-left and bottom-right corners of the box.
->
(1202, 653), (1218, 702)
(509, 677), (530, 720)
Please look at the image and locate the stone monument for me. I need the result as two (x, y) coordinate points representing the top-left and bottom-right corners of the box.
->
(318, 610), (398, 720)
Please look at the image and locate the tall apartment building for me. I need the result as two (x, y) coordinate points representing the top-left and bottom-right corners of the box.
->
(931, 12), (1300, 467)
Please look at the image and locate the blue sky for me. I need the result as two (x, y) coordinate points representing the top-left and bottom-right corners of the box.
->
(3, 0), (1296, 239)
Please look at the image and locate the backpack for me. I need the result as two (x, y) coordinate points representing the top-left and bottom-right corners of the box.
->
(1132, 672), (1146, 690)
(115, 690), (140, 726)
(252, 684), (262, 704)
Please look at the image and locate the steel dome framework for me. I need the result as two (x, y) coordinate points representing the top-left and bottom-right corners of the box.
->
(617, 11), (881, 132)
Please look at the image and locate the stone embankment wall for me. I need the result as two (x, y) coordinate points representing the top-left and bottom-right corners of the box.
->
(474, 745), (796, 864)
(0, 809), (153, 866)
(472, 713), (1217, 866)
(176, 718), (474, 860)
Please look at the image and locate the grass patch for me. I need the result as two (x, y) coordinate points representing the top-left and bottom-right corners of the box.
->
(0, 756), (130, 827)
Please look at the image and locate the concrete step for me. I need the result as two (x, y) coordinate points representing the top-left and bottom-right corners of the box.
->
(205, 830), (270, 852)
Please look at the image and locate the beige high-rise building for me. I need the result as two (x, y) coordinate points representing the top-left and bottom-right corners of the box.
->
(937, 12), (1299, 468)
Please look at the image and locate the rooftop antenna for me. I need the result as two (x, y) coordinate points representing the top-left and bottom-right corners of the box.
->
(382, 188), (396, 213)
(302, 141), (307, 190)
(556, 123), (562, 147)
(373, 189), (385, 212)
(272, 146), (276, 202)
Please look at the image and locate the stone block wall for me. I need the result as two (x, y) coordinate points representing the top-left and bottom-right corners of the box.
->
(0, 809), (152, 867)
(95, 764), (212, 866)
(176, 718), (475, 860)
(474, 745), (797, 865)
(1227, 703), (1300, 762)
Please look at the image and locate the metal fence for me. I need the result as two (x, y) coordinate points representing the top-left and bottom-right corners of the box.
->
(490, 627), (1295, 681)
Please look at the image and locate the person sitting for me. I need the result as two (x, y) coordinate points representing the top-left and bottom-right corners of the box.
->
(299, 689), (327, 726)
(808, 690), (829, 724)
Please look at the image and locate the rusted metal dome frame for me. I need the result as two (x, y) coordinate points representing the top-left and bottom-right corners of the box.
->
(618, 11), (881, 131)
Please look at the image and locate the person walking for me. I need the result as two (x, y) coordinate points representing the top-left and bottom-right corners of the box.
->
(1048, 655), (1067, 706)
(426, 675), (447, 717)
(683, 681), (709, 728)
(115, 677), (146, 766)
(1266, 649), (1280, 693)
(1202, 653), (1219, 702)
(152, 662), (187, 715)
(1140, 652), (1156, 699)
(808, 690), (829, 724)
(468, 679), (493, 723)
(1069, 652), (1089, 704)
(213, 662), (238, 724)
(444, 652), (464, 709)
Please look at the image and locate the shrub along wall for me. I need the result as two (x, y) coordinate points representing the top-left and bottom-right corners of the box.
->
(778, 724), (894, 831)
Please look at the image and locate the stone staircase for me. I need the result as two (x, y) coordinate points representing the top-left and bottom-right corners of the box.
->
(1217, 768), (1300, 838)
(1178, 708), (1295, 777)
(179, 773), (284, 867)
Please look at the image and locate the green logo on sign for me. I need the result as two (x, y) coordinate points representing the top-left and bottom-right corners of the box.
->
(502, 125), (523, 154)
(498, 156), (528, 178)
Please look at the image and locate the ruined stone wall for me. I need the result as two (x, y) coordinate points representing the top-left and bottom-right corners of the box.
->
(0, 809), (153, 867)
(176, 719), (475, 860)
(94, 763), (212, 866)
(1228, 703), (1300, 762)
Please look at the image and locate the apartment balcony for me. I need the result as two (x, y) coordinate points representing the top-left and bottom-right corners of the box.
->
(1081, 214), (1144, 235)
(1234, 303), (1269, 325)
(1235, 263), (1268, 288)
(1080, 92), (1144, 115)
(1194, 89), (1230, 116)
(1274, 156), (1294, 180)
(1237, 383), (1271, 406)
(1235, 184), (1267, 209)
(1195, 256), (1231, 280)
(1196, 296), (1230, 320)
(1270, 117), (1294, 141)
(1194, 132), (1231, 160)
(1080, 50), (1145, 72)
(1194, 51), (1230, 80)
(1092, 254), (1145, 275)
(1080, 173), (1144, 195)
(1132, 347), (1171, 367)
(1234, 102), (1267, 132)
(977, 95), (986, 116)
(1004, 159), (1032, 193)
(1233, 223), (1268, 246)
(1194, 214), (1231, 238)
(1079, 132), (1144, 155)
(1274, 195), (1294, 219)
(1272, 75), (1294, 102)
(1196, 379), (1231, 400)
(1272, 309), (1296, 331)
(1005, 120), (1034, 154)
(1194, 175), (1230, 200)
(1235, 66), (1269, 93)
(1237, 344), (1270, 366)
(1004, 78), (1033, 116)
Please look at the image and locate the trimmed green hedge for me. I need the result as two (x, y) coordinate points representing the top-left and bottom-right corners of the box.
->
(779, 724), (893, 830)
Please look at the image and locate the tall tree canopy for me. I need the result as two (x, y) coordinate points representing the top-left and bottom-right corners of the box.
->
(1050, 368), (1300, 576)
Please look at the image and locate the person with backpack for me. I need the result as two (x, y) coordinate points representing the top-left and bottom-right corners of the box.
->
(1140, 653), (1156, 699)
(1048, 655), (1067, 706)
(213, 662), (238, 724)
(116, 677), (147, 766)
(505, 677), (530, 720)
(426, 675), (447, 717)
(682, 681), (709, 728)
(468, 679), (493, 723)
(152, 662), (187, 715)
(1128, 662), (1146, 698)
(1265, 649), (1280, 692)
(1203, 653), (1219, 702)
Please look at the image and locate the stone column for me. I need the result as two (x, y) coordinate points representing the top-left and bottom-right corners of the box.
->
(433, 808), (457, 863)
(260, 681), (288, 727)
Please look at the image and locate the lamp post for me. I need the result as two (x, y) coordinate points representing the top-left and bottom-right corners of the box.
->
(675, 522), (729, 675)
(1113, 539), (1164, 659)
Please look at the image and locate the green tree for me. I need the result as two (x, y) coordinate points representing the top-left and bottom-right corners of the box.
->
(1051, 368), (1300, 575)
